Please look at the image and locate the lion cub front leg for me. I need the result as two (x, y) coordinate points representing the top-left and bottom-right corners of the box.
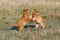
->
(17, 25), (24, 31)
(35, 23), (39, 28)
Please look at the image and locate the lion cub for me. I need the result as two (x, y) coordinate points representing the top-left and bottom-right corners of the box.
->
(13, 9), (32, 31)
(32, 9), (45, 28)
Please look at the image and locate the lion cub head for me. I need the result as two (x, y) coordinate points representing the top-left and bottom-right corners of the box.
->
(32, 9), (40, 17)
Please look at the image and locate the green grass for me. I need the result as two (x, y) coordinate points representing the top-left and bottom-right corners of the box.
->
(0, 19), (60, 40)
(0, 5), (60, 23)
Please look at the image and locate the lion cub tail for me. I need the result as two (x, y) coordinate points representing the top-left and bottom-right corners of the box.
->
(11, 24), (18, 26)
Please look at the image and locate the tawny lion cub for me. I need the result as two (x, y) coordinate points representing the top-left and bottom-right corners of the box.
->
(13, 9), (32, 31)
(32, 9), (45, 28)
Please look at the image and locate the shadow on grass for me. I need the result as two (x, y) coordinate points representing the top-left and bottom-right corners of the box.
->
(24, 25), (35, 28)
(11, 25), (35, 30)
(11, 26), (17, 30)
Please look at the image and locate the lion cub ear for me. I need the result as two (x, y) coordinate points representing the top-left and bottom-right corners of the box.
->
(34, 9), (36, 11)
(23, 9), (28, 12)
(23, 9), (29, 14)
(34, 9), (39, 13)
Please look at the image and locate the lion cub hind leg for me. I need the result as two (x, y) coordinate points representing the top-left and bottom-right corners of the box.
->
(39, 18), (45, 29)
(17, 22), (26, 31)
(40, 21), (45, 29)
(17, 25), (24, 31)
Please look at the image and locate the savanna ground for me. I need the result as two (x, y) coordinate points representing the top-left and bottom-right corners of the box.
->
(0, 0), (60, 40)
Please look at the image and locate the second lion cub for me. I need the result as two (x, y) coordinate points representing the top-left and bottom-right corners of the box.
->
(32, 9), (45, 28)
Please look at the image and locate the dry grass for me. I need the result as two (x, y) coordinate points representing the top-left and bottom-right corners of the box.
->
(0, 0), (60, 40)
